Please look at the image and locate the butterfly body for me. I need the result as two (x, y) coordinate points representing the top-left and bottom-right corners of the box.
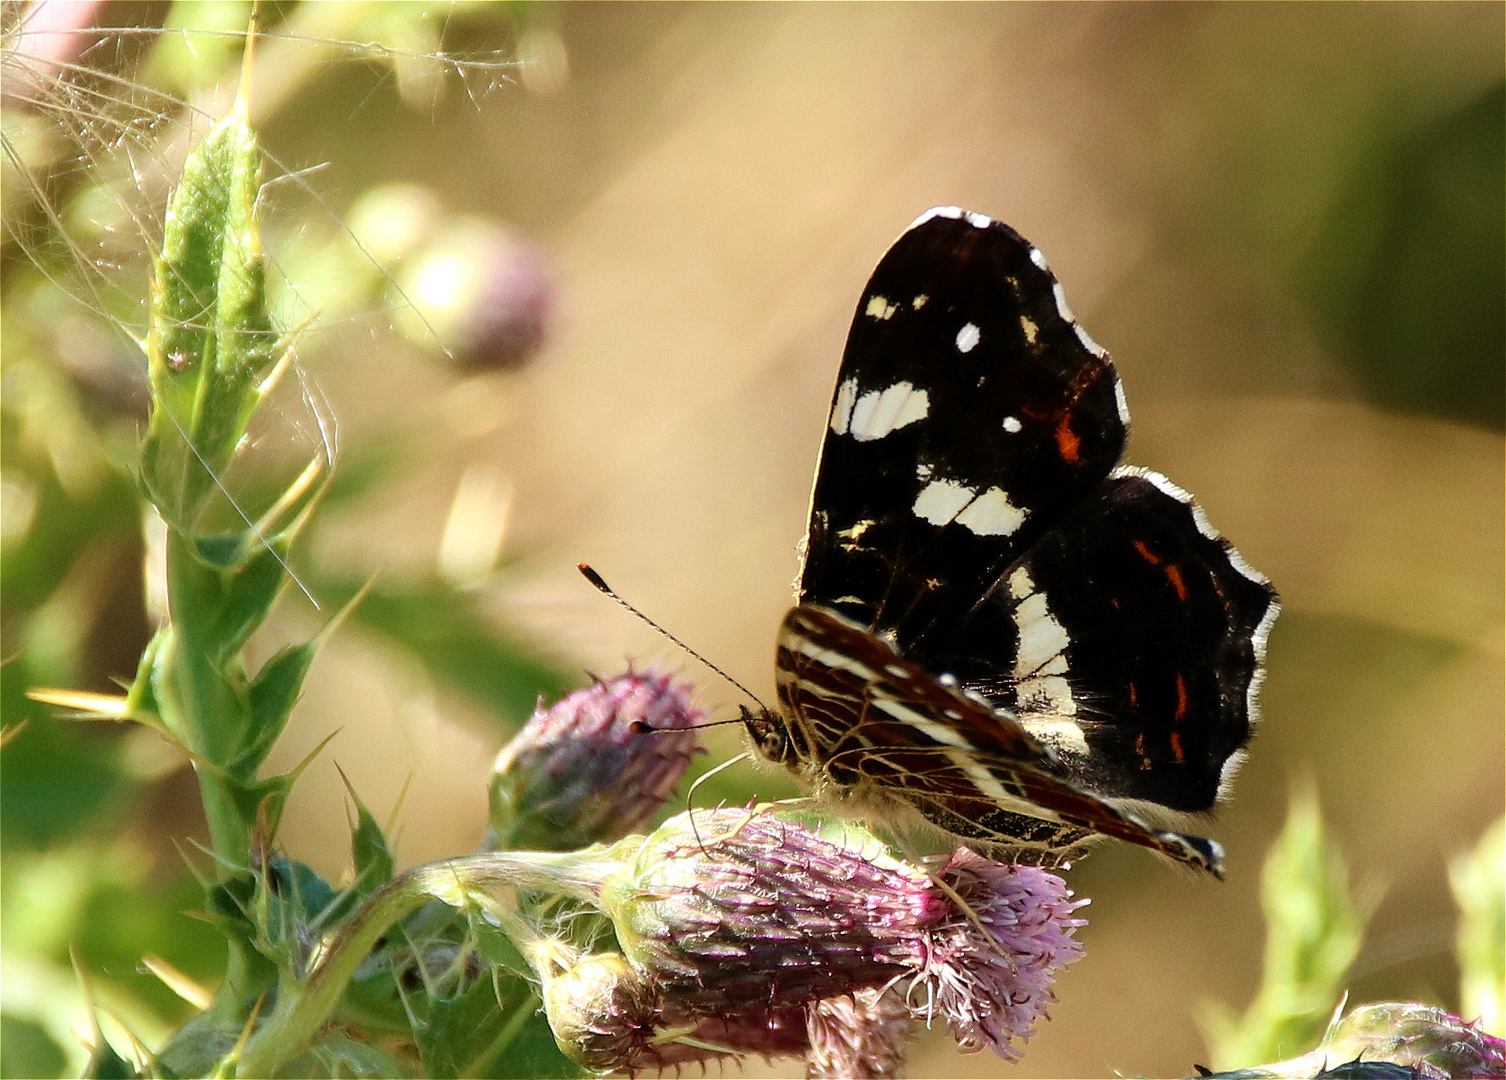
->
(748, 208), (1278, 877)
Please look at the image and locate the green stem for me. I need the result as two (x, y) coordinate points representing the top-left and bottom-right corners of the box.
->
(233, 850), (608, 1078)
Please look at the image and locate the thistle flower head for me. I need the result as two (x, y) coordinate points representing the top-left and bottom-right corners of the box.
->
(487, 667), (704, 851)
(923, 847), (1089, 1059)
(596, 808), (1086, 1060)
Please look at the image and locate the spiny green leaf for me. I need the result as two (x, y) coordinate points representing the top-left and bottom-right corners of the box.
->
(143, 106), (279, 522)
(238, 642), (316, 776)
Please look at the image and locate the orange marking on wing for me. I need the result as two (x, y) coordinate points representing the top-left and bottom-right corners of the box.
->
(1133, 539), (1160, 565)
(1174, 673), (1189, 721)
(1127, 681), (1138, 707)
(1165, 562), (1189, 600)
(1169, 730), (1185, 762)
(1054, 415), (1081, 464)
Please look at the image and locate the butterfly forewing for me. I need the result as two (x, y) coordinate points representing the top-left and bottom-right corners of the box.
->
(800, 208), (1127, 649)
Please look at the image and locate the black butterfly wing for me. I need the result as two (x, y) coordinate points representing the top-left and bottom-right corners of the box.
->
(798, 208), (1127, 651)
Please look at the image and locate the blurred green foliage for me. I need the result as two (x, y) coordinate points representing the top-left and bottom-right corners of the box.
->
(1201, 788), (1371, 1068)
(1, 4), (574, 1075)
(1305, 81), (1505, 431)
(1202, 798), (1506, 1074)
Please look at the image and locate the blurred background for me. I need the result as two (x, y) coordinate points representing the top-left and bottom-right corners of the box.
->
(2, 3), (1501, 1077)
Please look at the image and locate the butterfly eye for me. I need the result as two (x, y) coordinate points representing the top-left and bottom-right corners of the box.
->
(742, 705), (795, 765)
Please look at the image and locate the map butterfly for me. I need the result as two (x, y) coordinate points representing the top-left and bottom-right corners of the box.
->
(743, 207), (1279, 877)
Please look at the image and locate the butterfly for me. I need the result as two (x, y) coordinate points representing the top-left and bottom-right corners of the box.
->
(743, 207), (1278, 877)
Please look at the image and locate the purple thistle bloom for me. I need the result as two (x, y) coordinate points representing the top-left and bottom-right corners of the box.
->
(597, 808), (1087, 1061)
(925, 847), (1089, 1059)
(487, 668), (704, 851)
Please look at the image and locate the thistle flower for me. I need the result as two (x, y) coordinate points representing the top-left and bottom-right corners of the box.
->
(597, 808), (1087, 1061)
(487, 668), (704, 851)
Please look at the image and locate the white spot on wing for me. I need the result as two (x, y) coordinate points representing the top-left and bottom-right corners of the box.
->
(847, 382), (929, 442)
(865, 294), (898, 320)
(1008, 566), (1035, 600)
(1014, 592), (1070, 677)
(1002, 415), (1023, 433)
(1029, 247), (1049, 270)
(955, 322), (981, 353)
(912, 478), (975, 525)
(964, 210), (992, 229)
(1022, 714), (1088, 752)
(954, 485), (1027, 536)
(829, 377), (859, 435)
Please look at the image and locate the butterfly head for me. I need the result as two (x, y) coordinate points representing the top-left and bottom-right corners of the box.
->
(740, 703), (797, 767)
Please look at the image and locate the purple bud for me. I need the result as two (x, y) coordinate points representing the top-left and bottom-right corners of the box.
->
(487, 668), (704, 851)
(399, 219), (554, 373)
(1319, 1002), (1506, 1079)
(598, 809), (1086, 1060)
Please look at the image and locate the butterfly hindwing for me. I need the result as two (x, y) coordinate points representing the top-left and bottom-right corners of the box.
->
(907, 469), (1278, 813)
(772, 604), (1224, 873)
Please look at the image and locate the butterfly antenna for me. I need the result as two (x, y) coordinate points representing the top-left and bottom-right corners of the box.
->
(577, 563), (770, 712)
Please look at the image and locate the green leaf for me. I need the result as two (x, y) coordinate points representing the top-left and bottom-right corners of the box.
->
(347, 784), (396, 898)
(281, 1033), (407, 1078)
(82, 1031), (140, 1080)
(215, 538), (293, 657)
(238, 642), (316, 775)
(142, 106), (280, 522)
(411, 970), (579, 1080)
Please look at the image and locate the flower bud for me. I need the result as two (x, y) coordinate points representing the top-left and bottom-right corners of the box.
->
(397, 219), (554, 373)
(806, 988), (913, 1080)
(1319, 1002), (1506, 1079)
(487, 668), (704, 851)
(538, 948), (810, 1073)
(598, 809), (1086, 1060)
